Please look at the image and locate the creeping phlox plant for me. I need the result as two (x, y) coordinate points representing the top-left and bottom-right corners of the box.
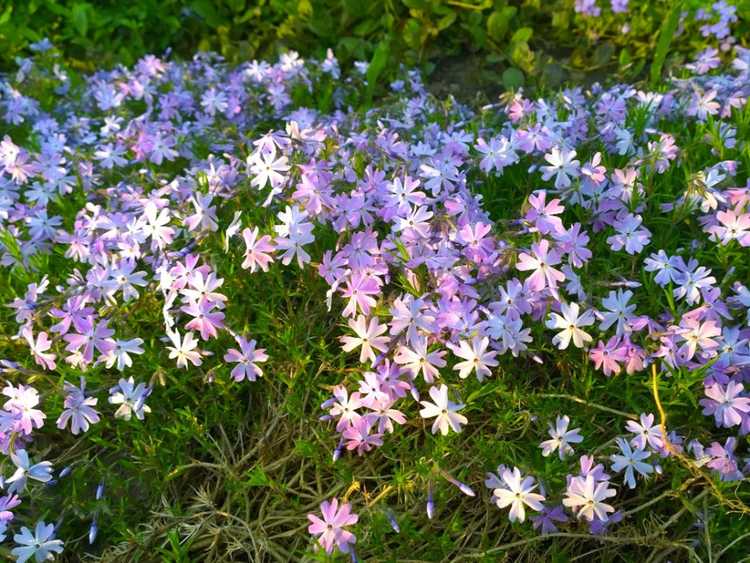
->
(0, 27), (749, 562)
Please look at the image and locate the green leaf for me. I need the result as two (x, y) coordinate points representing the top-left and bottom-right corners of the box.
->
(245, 466), (270, 487)
(0, 5), (12, 26)
(510, 27), (532, 44)
(190, 0), (225, 28)
(437, 12), (457, 32)
(293, 439), (317, 458)
(401, 0), (428, 8)
(70, 3), (89, 37)
(619, 47), (632, 67)
(403, 18), (422, 50)
(650, 0), (682, 84)
(502, 66), (524, 89)
(593, 41), (614, 66)
(486, 7), (516, 42)
(365, 39), (390, 107)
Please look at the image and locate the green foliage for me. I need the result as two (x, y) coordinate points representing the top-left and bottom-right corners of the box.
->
(650, 0), (684, 85)
(3, 1), (749, 92)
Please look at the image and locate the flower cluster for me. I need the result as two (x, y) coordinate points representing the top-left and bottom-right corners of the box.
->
(0, 10), (748, 558)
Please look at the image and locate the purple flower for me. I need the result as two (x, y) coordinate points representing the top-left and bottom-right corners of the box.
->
(57, 378), (100, 435)
(6, 449), (53, 494)
(526, 191), (565, 235)
(531, 505), (568, 534)
(610, 438), (653, 489)
(606, 213), (651, 255)
(108, 377), (151, 421)
(625, 413), (663, 451)
(0, 494), (21, 522)
(705, 438), (743, 481)
(223, 336), (268, 382)
(700, 381), (750, 427)
(63, 317), (116, 365)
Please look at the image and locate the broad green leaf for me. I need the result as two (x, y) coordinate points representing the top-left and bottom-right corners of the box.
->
(0, 5), (12, 27)
(502, 66), (524, 89)
(650, 0), (682, 84)
(365, 39), (390, 107)
(70, 3), (89, 37)
(511, 26), (532, 44)
(486, 6), (516, 42)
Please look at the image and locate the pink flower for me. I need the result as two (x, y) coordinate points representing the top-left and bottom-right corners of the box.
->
(2, 384), (45, 436)
(22, 328), (56, 371)
(712, 208), (750, 246)
(241, 227), (275, 272)
(526, 191), (565, 235)
(326, 386), (363, 432)
(181, 300), (225, 340)
(589, 336), (628, 376)
(365, 398), (406, 434)
(676, 318), (721, 361)
(307, 498), (358, 554)
(516, 239), (565, 293)
(342, 417), (384, 454)
(341, 272), (381, 318)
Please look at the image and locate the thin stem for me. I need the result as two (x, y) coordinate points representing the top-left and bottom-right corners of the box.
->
(538, 393), (636, 418)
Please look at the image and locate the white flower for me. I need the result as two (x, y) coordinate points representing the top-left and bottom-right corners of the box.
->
(339, 316), (389, 365)
(545, 302), (595, 350)
(419, 384), (467, 436)
(448, 336), (498, 381)
(539, 415), (583, 460)
(12, 520), (64, 563)
(562, 475), (616, 521)
(249, 147), (290, 190)
(166, 330), (202, 369)
(540, 147), (580, 189)
(491, 467), (545, 523)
